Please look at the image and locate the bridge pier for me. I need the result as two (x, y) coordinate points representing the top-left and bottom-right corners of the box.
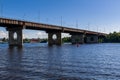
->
(6, 27), (23, 47)
(85, 34), (98, 43)
(98, 35), (106, 43)
(47, 32), (62, 46)
(71, 34), (84, 44)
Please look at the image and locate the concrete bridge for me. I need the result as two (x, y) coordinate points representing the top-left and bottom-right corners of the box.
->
(0, 17), (106, 47)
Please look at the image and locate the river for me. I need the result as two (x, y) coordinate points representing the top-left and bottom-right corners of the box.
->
(0, 43), (120, 80)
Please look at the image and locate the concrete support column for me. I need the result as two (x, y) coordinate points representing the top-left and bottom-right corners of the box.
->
(85, 35), (98, 43)
(71, 34), (84, 44)
(48, 32), (62, 46)
(6, 27), (23, 47)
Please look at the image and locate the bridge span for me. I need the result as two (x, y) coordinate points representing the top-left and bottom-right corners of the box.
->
(0, 17), (107, 47)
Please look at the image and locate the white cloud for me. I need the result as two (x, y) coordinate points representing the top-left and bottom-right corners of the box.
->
(23, 30), (71, 39)
(0, 30), (8, 38)
(36, 32), (71, 39)
(36, 31), (48, 39)
(62, 33), (71, 38)
(23, 34), (26, 39)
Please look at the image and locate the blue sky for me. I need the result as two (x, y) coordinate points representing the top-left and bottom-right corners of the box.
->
(0, 0), (120, 38)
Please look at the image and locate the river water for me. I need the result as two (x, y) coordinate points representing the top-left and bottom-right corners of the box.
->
(0, 43), (120, 80)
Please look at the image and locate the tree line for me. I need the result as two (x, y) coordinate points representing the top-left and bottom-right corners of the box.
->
(104, 32), (120, 43)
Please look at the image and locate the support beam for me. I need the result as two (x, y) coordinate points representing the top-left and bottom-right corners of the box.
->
(71, 34), (84, 44)
(6, 27), (23, 47)
(85, 34), (98, 43)
(48, 32), (62, 46)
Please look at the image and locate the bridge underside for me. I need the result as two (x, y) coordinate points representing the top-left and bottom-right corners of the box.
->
(71, 33), (84, 44)
(85, 34), (98, 43)
(71, 34), (99, 44)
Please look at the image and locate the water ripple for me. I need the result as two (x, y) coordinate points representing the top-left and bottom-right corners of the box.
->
(0, 43), (120, 80)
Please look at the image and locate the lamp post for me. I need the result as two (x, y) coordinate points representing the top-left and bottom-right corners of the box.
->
(61, 16), (63, 26)
(0, 0), (3, 17)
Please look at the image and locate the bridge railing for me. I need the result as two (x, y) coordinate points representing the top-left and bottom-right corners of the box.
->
(0, 17), (107, 35)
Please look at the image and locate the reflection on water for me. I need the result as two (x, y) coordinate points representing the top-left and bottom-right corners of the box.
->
(4, 47), (24, 80)
(0, 43), (120, 80)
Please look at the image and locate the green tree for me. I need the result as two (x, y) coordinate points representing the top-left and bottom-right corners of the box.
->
(2, 37), (6, 42)
(104, 31), (120, 43)
(23, 38), (30, 43)
(62, 37), (71, 43)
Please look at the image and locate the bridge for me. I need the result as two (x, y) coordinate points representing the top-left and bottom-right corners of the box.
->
(0, 17), (106, 47)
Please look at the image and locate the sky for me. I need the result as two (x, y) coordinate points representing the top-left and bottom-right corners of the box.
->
(0, 0), (120, 38)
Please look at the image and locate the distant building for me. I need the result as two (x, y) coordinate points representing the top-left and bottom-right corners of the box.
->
(30, 39), (40, 43)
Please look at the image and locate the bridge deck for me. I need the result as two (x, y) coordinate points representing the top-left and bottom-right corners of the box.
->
(0, 17), (106, 36)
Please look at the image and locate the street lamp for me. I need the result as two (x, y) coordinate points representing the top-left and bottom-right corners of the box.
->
(0, 0), (3, 17)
